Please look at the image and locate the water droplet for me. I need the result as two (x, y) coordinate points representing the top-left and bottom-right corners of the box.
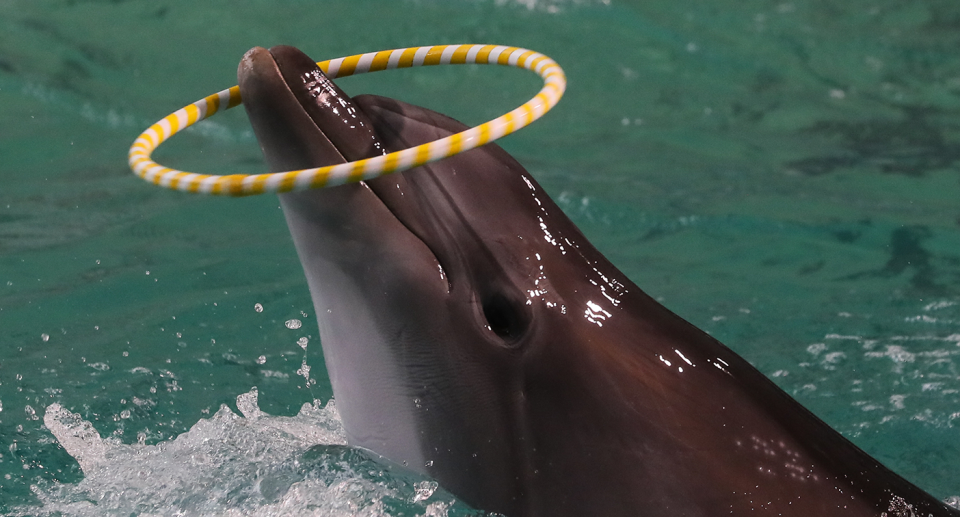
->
(40, 333), (49, 342)
(285, 319), (302, 330)
(256, 355), (266, 365)
(254, 303), (263, 313)
(412, 480), (438, 502)
(120, 409), (131, 419)
(297, 361), (311, 381)
(424, 460), (434, 467)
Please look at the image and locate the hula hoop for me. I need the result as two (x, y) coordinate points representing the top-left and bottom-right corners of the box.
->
(128, 44), (566, 196)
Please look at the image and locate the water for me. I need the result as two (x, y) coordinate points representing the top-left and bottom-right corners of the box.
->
(1, 0), (959, 514)
(22, 389), (475, 516)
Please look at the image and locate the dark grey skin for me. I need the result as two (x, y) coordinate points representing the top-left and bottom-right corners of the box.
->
(238, 45), (958, 517)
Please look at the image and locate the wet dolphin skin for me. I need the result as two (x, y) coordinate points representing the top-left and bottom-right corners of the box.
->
(238, 45), (959, 517)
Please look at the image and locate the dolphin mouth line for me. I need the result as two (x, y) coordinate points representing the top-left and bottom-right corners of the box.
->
(257, 45), (456, 291)
(362, 177), (454, 292)
(302, 97), (455, 290)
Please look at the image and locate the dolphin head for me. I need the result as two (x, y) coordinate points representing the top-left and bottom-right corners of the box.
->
(238, 45), (642, 514)
(238, 46), (958, 517)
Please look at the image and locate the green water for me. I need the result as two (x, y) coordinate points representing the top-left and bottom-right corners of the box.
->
(1, 0), (959, 513)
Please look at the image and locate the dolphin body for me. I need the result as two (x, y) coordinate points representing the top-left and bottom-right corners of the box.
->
(237, 45), (958, 517)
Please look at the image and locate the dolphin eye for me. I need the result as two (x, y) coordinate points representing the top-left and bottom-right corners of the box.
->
(482, 293), (528, 343)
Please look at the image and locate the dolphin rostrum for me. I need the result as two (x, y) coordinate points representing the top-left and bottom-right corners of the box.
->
(237, 45), (959, 516)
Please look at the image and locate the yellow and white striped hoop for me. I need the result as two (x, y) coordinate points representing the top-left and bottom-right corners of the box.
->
(128, 44), (566, 196)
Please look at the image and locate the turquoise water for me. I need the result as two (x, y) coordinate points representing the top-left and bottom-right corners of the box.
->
(1, 0), (959, 514)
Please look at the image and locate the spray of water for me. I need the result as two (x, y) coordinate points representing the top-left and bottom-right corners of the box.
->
(13, 389), (478, 517)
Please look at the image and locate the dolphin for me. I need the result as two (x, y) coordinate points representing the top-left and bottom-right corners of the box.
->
(237, 45), (959, 517)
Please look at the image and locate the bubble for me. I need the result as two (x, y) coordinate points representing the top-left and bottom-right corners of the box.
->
(256, 355), (266, 365)
(297, 337), (308, 350)
(41, 333), (49, 342)
(254, 303), (263, 313)
(285, 319), (302, 330)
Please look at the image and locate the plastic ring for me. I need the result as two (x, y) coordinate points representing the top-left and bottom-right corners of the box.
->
(128, 44), (566, 196)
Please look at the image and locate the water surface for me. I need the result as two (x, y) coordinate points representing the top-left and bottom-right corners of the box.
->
(1, 0), (959, 514)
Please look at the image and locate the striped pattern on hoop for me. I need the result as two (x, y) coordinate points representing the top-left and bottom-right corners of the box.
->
(128, 44), (566, 196)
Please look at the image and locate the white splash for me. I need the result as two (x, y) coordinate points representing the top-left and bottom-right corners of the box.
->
(19, 389), (462, 517)
(43, 404), (107, 474)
